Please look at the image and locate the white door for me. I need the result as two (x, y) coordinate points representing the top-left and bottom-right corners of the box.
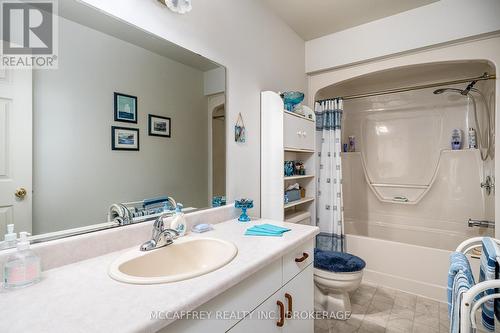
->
(0, 68), (32, 235)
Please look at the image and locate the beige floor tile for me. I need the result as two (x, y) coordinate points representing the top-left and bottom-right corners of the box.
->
(414, 311), (440, 329)
(351, 291), (373, 307)
(413, 323), (439, 333)
(330, 317), (362, 333)
(358, 320), (386, 333)
(387, 317), (413, 332)
(364, 304), (391, 327)
(314, 318), (332, 330)
(376, 286), (398, 298)
(390, 306), (415, 321)
(394, 291), (418, 310)
(416, 297), (440, 317)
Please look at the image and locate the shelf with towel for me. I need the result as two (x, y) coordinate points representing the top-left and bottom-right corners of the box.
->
(284, 197), (314, 209)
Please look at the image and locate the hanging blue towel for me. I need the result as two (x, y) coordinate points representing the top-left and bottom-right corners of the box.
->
(479, 237), (500, 331)
(448, 252), (475, 333)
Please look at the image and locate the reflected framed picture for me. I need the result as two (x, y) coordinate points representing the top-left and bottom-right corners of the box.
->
(111, 126), (140, 151)
(148, 114), (171, 138)
(114, 92), (137, 123)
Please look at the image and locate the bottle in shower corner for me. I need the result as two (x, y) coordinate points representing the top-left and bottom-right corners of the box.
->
(468, 128), (477, 149)
(451, 129), (462, 150)
(348, 136), (356, 152)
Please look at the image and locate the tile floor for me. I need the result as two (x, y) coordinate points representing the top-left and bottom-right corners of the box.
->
(314, 282), (488, 333)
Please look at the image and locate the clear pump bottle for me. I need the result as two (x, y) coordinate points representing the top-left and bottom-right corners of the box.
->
(3, 232), (41, 289)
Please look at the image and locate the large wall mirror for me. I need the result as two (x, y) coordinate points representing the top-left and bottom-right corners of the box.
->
(0, 1), (226, 247)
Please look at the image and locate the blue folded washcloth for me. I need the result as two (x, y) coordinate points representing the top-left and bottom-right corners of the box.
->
(244, 230), (283, 237)
(253, 224), (291, 233)
(448, 251), (475, 333)
(244, 224), (291, 237)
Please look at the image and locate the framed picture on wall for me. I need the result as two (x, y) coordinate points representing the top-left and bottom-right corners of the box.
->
(111, 126), (140, 151)
(148, 114), (171, 137)
(114, 92), (137, 123)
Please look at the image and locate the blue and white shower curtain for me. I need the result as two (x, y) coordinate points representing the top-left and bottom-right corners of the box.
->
(315, 99), (345, 252)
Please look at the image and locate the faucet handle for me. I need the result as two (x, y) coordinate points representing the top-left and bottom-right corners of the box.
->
(163, 228), (179, 239)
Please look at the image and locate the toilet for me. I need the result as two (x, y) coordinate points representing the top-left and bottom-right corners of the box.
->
(313, 248), (366, 318)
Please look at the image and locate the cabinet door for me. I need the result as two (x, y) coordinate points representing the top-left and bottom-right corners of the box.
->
(228, 291), (284, 333)
(284, 113), (315, 151)
(282, 265), (314, 333)
(284, 113), (302, 150)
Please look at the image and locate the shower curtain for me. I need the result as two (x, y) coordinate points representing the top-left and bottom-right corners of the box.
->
(315, 98), (345, 252)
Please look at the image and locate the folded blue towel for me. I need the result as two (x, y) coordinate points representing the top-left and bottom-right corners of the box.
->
(244, 230), (283, 237)
(448, 252), (475, 333)
(479, 237), (500, 331)
(252, 224), (291, 233)
(244, 224), (291, 237)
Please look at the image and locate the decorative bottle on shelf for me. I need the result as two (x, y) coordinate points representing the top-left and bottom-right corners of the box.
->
(468, 128), (477, 149)
(451, 129), (462, 150)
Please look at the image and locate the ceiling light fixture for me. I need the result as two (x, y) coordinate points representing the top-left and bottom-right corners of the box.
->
(158, 0), (192, 14)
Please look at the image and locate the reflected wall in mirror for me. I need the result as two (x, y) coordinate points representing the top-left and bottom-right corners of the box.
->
(0, 1), (226, 244)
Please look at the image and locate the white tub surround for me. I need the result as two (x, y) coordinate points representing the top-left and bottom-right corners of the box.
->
(0, 219), (318, 333)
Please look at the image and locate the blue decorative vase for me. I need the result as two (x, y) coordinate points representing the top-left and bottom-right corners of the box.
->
(235, 199), (253, 222)
(284, 161), (295, 177)
(281, 91), (305, 112)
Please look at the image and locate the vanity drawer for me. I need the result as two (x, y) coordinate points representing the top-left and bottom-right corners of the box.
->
(283, 239), (314, 284)
(284, 112), (315, 151)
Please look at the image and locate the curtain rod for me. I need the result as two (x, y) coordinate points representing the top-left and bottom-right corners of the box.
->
(317, 73), (496, 102)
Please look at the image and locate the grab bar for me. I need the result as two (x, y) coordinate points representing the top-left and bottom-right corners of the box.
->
(468, 219), (495, 229)
(392, 196), (409, 202)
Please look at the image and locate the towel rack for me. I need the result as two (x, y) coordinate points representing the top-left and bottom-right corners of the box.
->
(456, 237), (500, 333)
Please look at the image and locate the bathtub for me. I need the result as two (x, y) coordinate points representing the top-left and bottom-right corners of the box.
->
(345, 231), (481, 302)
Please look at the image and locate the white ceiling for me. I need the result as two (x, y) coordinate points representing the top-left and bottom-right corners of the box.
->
(261, 0), (439, 41)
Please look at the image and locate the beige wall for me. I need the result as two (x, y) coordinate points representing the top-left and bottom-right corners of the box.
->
(78, 0), (307, 217)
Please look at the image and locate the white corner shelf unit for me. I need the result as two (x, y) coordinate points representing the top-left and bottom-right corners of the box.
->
(261, 91), (316, 225)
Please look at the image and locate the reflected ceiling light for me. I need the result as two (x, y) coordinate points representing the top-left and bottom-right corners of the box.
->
(159, 0), (192, 14)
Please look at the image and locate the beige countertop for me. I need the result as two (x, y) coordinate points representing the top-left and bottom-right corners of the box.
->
(0, 219), (318, 333)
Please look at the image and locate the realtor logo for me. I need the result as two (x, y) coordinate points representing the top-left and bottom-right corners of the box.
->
(1, 0), (58, 68)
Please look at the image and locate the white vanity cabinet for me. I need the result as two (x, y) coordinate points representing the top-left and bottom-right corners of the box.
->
(229, 265), (313, 333)
(161, 240), (314, 333)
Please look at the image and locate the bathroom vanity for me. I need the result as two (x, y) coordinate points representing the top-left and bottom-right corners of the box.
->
(0, 213), (318, 333)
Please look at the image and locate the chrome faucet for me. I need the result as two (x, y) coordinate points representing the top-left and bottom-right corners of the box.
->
(140, 212), (179, 251)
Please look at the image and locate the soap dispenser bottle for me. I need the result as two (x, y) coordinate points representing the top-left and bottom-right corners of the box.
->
(1, 224), (17, 250)
(3, 232), (41, 289)
(170, 203), (187, 236)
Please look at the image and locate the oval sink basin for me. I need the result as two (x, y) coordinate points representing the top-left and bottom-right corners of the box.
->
(108, 237), (238, 284)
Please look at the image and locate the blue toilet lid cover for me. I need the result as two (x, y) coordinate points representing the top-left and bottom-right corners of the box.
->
(314, 248), (366, 273)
